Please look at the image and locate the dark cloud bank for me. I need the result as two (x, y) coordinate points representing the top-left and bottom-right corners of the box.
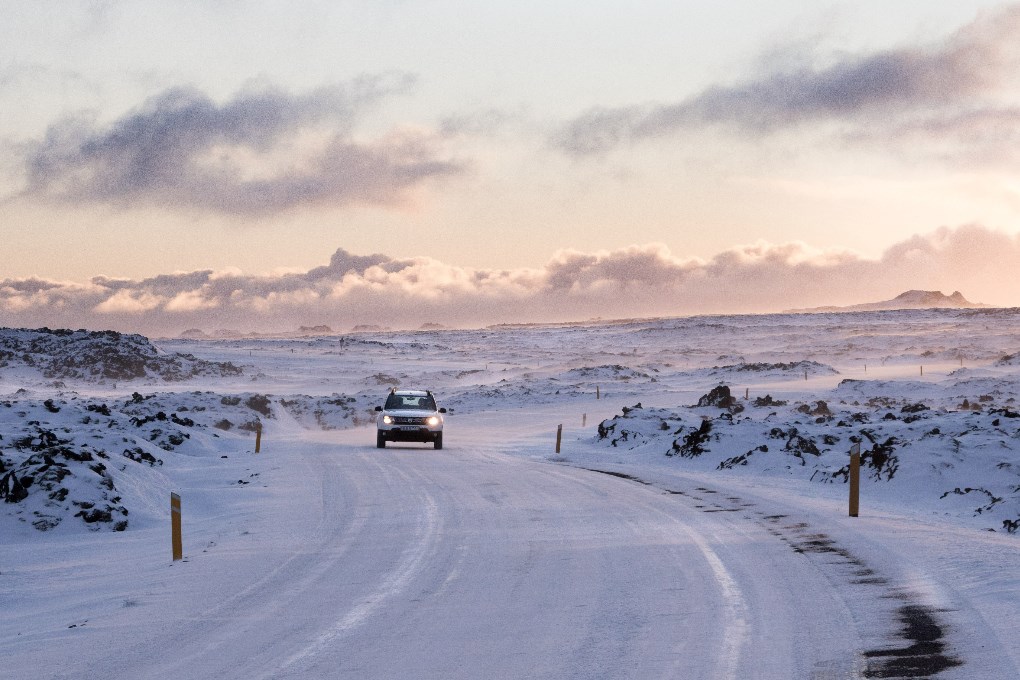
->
(20, 75), (463, 215)
(554, 6), (1020, 158)
(1, 225), (1017, 336)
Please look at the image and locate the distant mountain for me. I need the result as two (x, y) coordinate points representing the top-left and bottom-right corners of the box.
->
(178, 326), (336, 339)
(298, 325), (334, 334)
(787, 290), (988, 313)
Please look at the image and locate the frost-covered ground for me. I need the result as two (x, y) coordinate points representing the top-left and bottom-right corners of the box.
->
(1, 309), (1019, 678)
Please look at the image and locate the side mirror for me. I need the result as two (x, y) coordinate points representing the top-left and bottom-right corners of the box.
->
(439, 408), (447, 413)
(374, 406), (382, 412)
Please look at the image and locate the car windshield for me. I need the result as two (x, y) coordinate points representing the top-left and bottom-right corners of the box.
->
(385, 394), (437, 410)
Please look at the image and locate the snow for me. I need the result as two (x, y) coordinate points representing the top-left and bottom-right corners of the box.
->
(1, 308), (1019, 678)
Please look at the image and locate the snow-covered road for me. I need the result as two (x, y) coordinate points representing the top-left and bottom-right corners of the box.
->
(83, 445), (854, 678)
(4, 408), (1018, 679)
(0, 426), (960, 678)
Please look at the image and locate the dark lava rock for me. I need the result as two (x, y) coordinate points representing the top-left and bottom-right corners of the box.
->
(0, 471), (29, 503)
(784, 432), (820, 459)
(245, 395), (273, 417)
(671, 419), (713, 458)
(76, 507), (113, 523)
(753, 395), (787, 407)
(697, 386), (735, 408)
(621, 403), (643, 416)
(901, 402), (930, 414)
(123, 447), (162, 466)
(796, 401), (831, 416)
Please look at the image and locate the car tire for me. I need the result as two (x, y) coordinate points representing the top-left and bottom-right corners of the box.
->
(434, 433), (443, 450)
(377, 432), (386, 449)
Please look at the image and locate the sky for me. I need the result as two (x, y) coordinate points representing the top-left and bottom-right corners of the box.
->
(2, 1), (1020, 334)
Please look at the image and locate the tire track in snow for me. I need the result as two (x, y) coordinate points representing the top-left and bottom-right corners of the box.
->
(672, 512), (749, 679)
(81, 445), (374, 680)
(666, 483), (964, 678)
(566, 466), (750, 678)
(277, 476), (441, 674)
(584, 466), (966, 678)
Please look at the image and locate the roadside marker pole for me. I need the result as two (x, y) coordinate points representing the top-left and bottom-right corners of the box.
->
(745, 387), (749, 400)
(596, 385), (600, 400)
(556, 424), (563, 453)
(849, 444), (861, 518)
(582, 413), (587, 427)
(920, 365), (924, 376)
(255, 423), (262, 453)
(171, 492), (183, 561)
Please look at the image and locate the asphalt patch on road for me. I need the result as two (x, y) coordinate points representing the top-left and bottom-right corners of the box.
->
(582, 468), (651, 484)
(862, 604), (962, 678)
(759, 514), (961, 677)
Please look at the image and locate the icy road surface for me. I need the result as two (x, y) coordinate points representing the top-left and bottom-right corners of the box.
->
(6, 407), (1016, 679)
(51, 441), (851, 678)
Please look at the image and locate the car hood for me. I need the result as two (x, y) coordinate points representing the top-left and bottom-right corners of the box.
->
(382, 409), (440, 417)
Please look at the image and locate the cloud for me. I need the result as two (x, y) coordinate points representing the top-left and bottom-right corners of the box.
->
(554, 6), (1020, 156)
(544, 244), (695, 291)
(1, 226), (1018, 336)
(851, 106), (1020, 167)
(19, 76), (466, 215)
(94, 290), (162, 314)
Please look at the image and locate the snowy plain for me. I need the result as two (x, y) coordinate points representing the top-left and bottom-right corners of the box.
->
(1, 309), (1019, 679)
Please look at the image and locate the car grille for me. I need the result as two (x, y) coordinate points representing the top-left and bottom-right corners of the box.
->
(393, 416), (427, 425)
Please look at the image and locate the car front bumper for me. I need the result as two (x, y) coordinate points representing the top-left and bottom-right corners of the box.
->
(379, 426), (442, 443)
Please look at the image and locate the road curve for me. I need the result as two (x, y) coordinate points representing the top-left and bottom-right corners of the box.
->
(79, 428), (880, 680)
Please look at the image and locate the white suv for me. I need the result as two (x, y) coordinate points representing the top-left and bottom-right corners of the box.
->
(375, 389), (446, 449)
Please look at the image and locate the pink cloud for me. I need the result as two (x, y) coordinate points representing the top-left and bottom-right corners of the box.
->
(1, 225), (1017, 336)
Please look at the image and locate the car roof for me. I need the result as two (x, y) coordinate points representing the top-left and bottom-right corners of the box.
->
(391, 389), (431, 396)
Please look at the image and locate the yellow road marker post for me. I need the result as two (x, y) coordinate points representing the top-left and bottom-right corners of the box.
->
(171, 492), (183, 561)
(849, 443), (861, 518)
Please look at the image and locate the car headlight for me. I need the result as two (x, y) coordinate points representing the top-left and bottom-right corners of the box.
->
(382, 415), (394, 425)
(427, 416), (440, 426)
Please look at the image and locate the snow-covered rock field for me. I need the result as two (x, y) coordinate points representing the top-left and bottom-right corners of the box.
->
(5, 308), (1017, 535)
(2, 309), (1019, 678)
